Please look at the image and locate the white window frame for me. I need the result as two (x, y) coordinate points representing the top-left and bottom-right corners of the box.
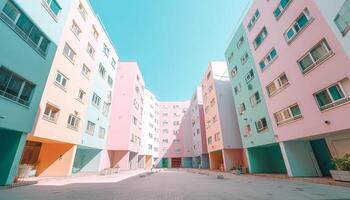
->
(274, 104), (302, 125)
(86, 121), (96, 136)
(266, 73), (289, 97)
(314, 82), (348, 111)
(284, 9), (311, 42)
(63, 43), (76, 63)
(54, 71), (68, 89)
(71, 20), (82, 39)
(92, 92), (101, 108)
(67, 114), (80, 130)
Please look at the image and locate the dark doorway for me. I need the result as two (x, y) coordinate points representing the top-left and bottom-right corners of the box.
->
(310, 139), (334, 177)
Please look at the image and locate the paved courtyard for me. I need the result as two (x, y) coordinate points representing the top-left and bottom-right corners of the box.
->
(1, 170), (350, 200)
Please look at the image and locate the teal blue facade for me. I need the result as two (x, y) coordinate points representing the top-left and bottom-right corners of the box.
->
(0, 0), (73, 185)
(224, 24), (286, 174)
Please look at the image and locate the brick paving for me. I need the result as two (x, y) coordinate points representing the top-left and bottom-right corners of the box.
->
(0, 170), (350, 200)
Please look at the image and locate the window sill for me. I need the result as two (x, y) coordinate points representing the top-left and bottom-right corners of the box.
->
(41, 1), (60, 23)
(286, 18), (314, 45)
(320, 97), (350, 112)
(0, 93), (30, 109)
(42, 115), (58, 124)
(53, 82), (67, 92)
(67, 125), (79, 131)
(302, 52), (335, 76)
(276, 115), (303, 127)
(268, 83), (290, 98)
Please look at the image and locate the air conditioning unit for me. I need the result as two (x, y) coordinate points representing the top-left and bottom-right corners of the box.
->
(248, 84), (253, 90)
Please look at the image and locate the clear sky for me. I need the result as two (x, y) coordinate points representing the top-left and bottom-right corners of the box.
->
(89, 0), (251, 101)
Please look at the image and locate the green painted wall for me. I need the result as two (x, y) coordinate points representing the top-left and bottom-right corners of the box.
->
(282, 141), (320, 177)
(0, 129), (27, 185)
(224, 24), (276, 148)
(248, 144), (286, 173)
(73, 147), (102, 173)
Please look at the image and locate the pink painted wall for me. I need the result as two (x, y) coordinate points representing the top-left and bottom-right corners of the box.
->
(107, 61), (145, 152)
(243, 0), (350, 142)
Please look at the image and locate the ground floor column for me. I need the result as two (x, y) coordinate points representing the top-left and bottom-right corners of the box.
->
(0, 129), (27, 185)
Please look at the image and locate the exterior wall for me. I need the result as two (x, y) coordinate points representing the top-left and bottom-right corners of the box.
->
(107, 61), (144, 153)
(315, 0), (350, 59)
(225, 24), (276, 148)
(181, 107), (193, 158)
(202, 61), (242, 153)
(30, 0), (99, 145)
(243, 0), (350, 143)
(159, 101), (190, 159)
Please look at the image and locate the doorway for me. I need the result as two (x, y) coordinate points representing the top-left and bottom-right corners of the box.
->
(310, 139), (334, 176)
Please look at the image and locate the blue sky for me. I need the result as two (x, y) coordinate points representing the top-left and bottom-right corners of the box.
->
(89, 0), (251, 101)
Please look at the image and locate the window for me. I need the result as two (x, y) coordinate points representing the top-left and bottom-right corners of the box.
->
(111, 58), (116, 69)
(162, 113), (168, 117)
(148, 144), (153, 150)
(173, 121), (180, 126)
(87, 43), (95, 58)
(67, 114), (80, 130)
(98, 64), (106, 79)
(78, 3), (87, 20)
(245, 69), (254, 83)
(314, 81), (349, 111)
(71, 20), (82, 39)
(92, 92), (101, 108)
(213, 115), (217, 123)
(102, 101), (110, 116)
(259, 48), (277, 71)
(237, 36), (244, 49)
(43, 103), (59, 123)
(241, 53), (249, 65)
(285, 9), (311, 42)
(1, 1), (51, 56)
(63, 43), (76, 63)
(0, 67), (35, 106)
(206, 120), (211, 129)
(298, 39), (332, 74)
(162, 129), (168, 134)
(255, 118), (267, 132)
(208, 85), (213, 92)
(103, 43), (110, 57)
(250, 92), (261, 107)
(132, 116), (137, 125)
(207, 136), (212, 145)
(174, 149), (181, 153)
(334, 0), (350, 36)
(247, 10), (260, 31)
(86, 121), (95, 136)
(239, 103), (246, 115)
(44, 0), (61, 17)
(253, 27), (268, 49)
(162, 121), (168, 125)
(234, 83), (241, 95)
(81, 64), (90, 79)
(210, 98), (216, 107)
(243, 124), (252, 137)
(274, 104), (302, 125)
(174, 139), (180, 143)
(214, 132), (220, 141)
(98, 127), (106, 139)
(107, 76), (113, 87)
(267, 73), (289, 97)
(230, 66), (238, 78)
(227, 51), (234, 64)
(205, 106), (209, 114)
(76, 89), (85, 102)
(92, 26), (99, 40)
(54, 71), (68, 89)
(274, 0), (292, 19)
(162, 139), (168, 143)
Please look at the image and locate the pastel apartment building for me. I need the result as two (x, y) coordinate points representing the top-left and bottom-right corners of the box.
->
(189, 87), (209, 169)
(242, 0), (350, 177)
(141, 89), (160, 168)
(201, 61), (244, 172)
(225, 23), (287, 174)
(73, 15), (119, 174)
(107, 61), (145, 170)
(158, 101), (190, 168)
(18, 0), (116, 178)
(0, 0), (70, 185)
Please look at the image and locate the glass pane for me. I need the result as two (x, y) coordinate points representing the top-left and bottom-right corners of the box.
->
(299, 54), (313, 71)
(267, 84), (277, 95)
(270, 49), (277, 59)
(16, 14), (33, 35)
(316, 91), (332, 107)
(44, 106), (51, 115)
(281, 0), (290, 8)
(275, 112), (283, 123)
(55, 73), (62, 83)
(274, 8), (281, 17)
(29, 26), (42, 45)
(283, 110), (291, 119)
(20, 82), (34, 102)
(329, 85), (344, 101)
(280, 74), (288, 85)
(40, 37), (50, 53)
(0, 67), (12, 91)
(6, 75), (23, 97)
(290, 105), (301, 117)
(61, 78), (66, 87)
(286, 28), (295, 39)
(50, 0), (61, 16)
(311, 42), (328, 61)
(3, 2), (19, 21)
(297, 13), (309, 29)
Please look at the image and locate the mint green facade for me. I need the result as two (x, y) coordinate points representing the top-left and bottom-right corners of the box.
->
(224, 24), (286, 173)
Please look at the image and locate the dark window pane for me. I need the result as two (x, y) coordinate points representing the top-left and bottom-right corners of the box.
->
(6, 75), (23, 98)
(16, 14), (33, 35)
(29, 26), (42, 45)
(20, 82), (34, 102)
(0, 67), (12, 91)
(3, 2), (19, 21)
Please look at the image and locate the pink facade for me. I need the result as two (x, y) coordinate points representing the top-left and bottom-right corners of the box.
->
(107, 61), (145, 169)
(243, 0), (350, 143)
(159, 101), (190, 159)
